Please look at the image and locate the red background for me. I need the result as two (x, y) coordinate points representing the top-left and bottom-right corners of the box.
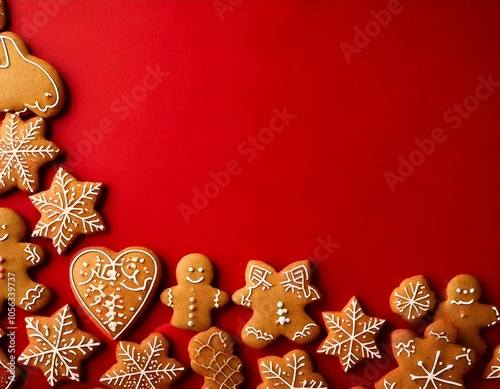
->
(2, 0), (500, 388)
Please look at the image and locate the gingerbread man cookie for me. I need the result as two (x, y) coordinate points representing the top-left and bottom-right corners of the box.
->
(189, 327), (244, 389)
(434, 274), (500, 359)
(375, 320), (476, 389)
(160, 253), (229, 332)
(0, 208), (51, 312)
(232, 260), (321, 349)
(484, 344), (500, 379)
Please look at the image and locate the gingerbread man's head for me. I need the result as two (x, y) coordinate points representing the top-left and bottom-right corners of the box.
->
(425, 320), (458, 344)
(176, 253), (214, 286)
(0, 207), (27, 244)
(447, 275), (482, 307)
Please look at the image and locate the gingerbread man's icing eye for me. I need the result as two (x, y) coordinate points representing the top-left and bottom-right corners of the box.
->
(198, 267), (204, 273)
(470, 288), (475, 293)
(188, 267), (194, 272)
(456, 288), (462, 293)
(1, 225), (6, 230)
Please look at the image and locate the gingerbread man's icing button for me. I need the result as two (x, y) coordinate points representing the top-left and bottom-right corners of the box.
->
(160, 254), (229, 332)
(0, 208), (51, 312)
(435, 274), (500, 359)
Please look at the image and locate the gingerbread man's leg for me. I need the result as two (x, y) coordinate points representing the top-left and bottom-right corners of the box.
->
(241, 317), (276, 349)
(284, 312), (320, 345)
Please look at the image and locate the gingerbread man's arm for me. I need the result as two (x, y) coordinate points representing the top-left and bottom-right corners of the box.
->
(484, 305), (500, 327)
(160, 286), (177, 308)
(22, 243), (44, 267)
(212, 287), (229, 309)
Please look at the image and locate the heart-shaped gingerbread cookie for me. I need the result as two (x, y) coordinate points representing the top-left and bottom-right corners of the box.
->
(70, 247), (161, 340)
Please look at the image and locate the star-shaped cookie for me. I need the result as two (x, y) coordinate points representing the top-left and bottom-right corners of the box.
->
(0, 114), (60, 195)
(30, 167), (106, 254)
(100, 332), (185, 388)
(318, 296), (385, 371)
(18, 304), (100, 386)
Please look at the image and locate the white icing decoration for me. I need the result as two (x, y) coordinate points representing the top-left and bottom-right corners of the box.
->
(19, 284), (46, 310)
(292, 323), (318, 341)
(186, 275), (204, 284)
(69, 248), (158, 340)
(214, 289), (221, 308)
(0, 233), (7, 241)
(276, 301), (290, 326)
(383, 380), (396, 389)
(0, 35), (62, 114)
(393, 280), (431, 320)
(450, 299), (474, 306)
(410, 350), (461, 388)
(429, 331), (450, 342)
(245, 326), (274, 341)
(486, 350), (500, 379)
(489, 306), (500, 327)
(24, 244), (41, 265)
(241, 265), (272, 306)
(166, 288), (173, 307)
(455, 348), (473, 366)
(281, 264), (320, 300)
(395, 340), (416, 357)
(259, 352), (328, 388)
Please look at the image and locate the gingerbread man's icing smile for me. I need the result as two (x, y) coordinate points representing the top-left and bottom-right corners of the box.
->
(186, 266), (205, 284)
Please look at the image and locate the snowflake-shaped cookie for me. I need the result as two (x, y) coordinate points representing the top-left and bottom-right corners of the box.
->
(100, 332), (185, 389)
(18, 304), (100, 386)
(374, 320), (476, 389)
(30, 167), (106, 254)
(484, 345), (500, 379)
(318, 296), (385, 371)
(390, 275), (435, 323)
(189, 327), (244, 389)
(257, 349), (328, 389)
(0, 114), (59, 195)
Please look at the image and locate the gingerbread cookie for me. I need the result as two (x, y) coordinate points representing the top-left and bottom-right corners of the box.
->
(257, 349), (328, 389)
(189, 327), (244, 389)
(318, 296), (385, 372)
(0, 31), (65, 118)
(30, 167), (106, 254)
(160, 253), (229, 332)
(100, 332), (185, 389)
(70, 246), (161, 340)
(375, 320), (476, 389)
(232, 260), (321, 348)
(0, 328), (17, 389)
(18, 304), (100, 386)
(434, 274), (500, 359)
(484, 344), (500, 379)
(0, 208), (51, 312)
(0, 114), (60, 195)
(390, 275), (435, 323)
